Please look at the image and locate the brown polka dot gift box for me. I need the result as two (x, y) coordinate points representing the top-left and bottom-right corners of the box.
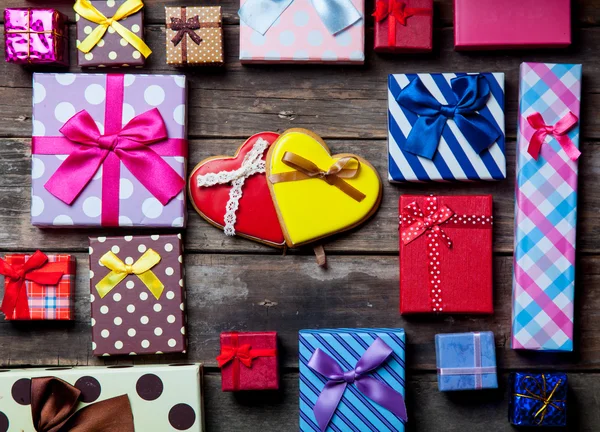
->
(89, 234), (187, 356)
(0, 364), (204, 431)
(74, 0), (151, 68)
(165, 6), (224, 66)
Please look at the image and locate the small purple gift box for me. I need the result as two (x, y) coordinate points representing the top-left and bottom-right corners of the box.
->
(31, 73), (188, 228)
(435, 331), (498, 391)
(4, 8), (68, 66)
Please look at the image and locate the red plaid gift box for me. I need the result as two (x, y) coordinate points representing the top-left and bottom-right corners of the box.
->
(0, 252), (76, 320)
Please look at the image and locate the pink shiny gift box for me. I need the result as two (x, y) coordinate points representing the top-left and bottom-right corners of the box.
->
(238, 0), (365, 64)
(4, 8), (68, 65)
(454, 0), (571, 50)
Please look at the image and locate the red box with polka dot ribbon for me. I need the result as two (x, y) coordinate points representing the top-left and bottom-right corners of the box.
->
(88, 234), (187, 356)
(399, 195), (493, 314)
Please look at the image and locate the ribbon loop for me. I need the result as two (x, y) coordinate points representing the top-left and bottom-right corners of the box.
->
(307, 337), (407, 432)
(269, 152), (366, 202)
(74, 0), (152, 57)
(44, 107), (185, 207)
(400, 200), (454, 246)
(396, 75), (500, 159)
(238, 0), (361, 36)
(95, 249), (164, 300)
(0, 251), (64, 320)
(526, 111), (580, 161)
(31, 377), (133, 432)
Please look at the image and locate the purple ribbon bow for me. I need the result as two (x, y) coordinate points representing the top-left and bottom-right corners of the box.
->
(307, 337), (408, 431)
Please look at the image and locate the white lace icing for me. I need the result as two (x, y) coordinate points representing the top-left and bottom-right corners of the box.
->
(196, 138), (269, 236)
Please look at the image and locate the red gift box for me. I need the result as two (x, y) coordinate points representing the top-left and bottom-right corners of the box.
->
(373, 0), (433, 53)
(454, 0), (571, 50)
(217, 331), (279, 391)
(0, 251), (76, 320)
(399, 195), (493, 314)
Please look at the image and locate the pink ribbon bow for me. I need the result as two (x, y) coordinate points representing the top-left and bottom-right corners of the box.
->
(44, 108), (185, 207)
(527, 111), (580, 161)
(400, 200), (454, 248)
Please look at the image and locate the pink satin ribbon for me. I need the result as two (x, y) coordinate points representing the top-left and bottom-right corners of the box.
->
(527, 111), (580, 161)
(32, 74), (187, 227)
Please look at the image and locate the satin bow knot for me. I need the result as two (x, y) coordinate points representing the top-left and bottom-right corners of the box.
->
(0, 251), (64, 320)
(400, 201), (454, 247)
(95, 249), (164, 300)
(170, 16), (203, 46)
(526, 111), (581, 161)
(396, 75), (500, 159)
(372, 0), (431, 25)
(216, 344), (256, 368)
(44, 107), (185, 208)
(308, 337), (408, 432)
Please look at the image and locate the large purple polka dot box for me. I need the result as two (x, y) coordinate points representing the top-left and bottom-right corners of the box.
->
(31, 73), (188, 228)
(89, 234), (187, 356)
(0, 364), (204, 432)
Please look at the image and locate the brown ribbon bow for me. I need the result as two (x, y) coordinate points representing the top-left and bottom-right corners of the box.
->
(31, 377), (133, 432)
(170, 15), (203, 46)
(269, 152), (366, 202)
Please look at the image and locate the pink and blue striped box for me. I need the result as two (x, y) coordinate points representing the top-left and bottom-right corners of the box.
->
(299, 328), (406, 431)
(511, 62), (582, 352)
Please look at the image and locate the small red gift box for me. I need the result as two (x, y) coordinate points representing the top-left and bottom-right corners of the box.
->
(373, 0), (433, 53)
(399, 195), (493, 314)
(0, 251), (76, 320)
(217, 331), (279, 391)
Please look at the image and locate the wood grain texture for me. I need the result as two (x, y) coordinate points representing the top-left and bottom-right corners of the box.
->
(1, 254), (599, 370)
(0, 0), (599, 430)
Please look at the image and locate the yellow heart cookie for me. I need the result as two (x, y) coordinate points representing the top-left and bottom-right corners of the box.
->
(266, 129), (382, 247)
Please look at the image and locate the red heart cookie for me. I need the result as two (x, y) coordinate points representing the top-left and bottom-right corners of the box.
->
(188, 132), (285, 247)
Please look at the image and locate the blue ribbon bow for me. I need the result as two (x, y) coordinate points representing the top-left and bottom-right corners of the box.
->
(239, 0), (361, 36)
(396, 75), (501, 160)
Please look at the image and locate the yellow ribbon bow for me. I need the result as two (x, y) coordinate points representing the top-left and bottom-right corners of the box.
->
(95, 249), (164, 299)
(74, 0), (152, 57)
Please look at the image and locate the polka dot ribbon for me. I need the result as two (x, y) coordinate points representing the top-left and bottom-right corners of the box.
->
(95, 249), (164, 300)
(399, 195), (492, 312)
(216, 332), (277, 391)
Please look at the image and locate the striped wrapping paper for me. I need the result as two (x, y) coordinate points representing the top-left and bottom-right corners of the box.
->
(299, 328), (406, 432)
(511, 62), (582, 352)
(387, 72), (506, 182)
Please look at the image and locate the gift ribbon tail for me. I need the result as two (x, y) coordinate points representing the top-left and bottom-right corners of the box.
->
(313, 381), (347, 432)
(356, 376), (408, 421)
(238, 0), (295, 35)
(136, 270), (164, 300)
(311, 0), (362, 34)
(96, 271), (127, 298)
(111, 20), (152, 58)
(556, 134), (581, 161)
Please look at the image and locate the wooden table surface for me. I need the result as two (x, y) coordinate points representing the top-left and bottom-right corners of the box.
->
(1, 0), (599, 430)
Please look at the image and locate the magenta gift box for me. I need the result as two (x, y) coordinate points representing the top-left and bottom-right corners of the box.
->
(4, 8), (68, 65)
(238, 0), (365, 64)
(31, 73), (188, 228)
(454, 0), (571, 50)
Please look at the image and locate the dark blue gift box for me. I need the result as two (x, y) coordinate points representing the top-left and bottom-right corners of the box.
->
(509, 372), (567, 427)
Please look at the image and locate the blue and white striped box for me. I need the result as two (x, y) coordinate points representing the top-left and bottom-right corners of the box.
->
(299, 328), (406, 432)
(388, 72), (506, 182)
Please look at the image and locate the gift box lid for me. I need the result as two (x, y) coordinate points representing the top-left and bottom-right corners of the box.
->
(509, 372), (567, 426)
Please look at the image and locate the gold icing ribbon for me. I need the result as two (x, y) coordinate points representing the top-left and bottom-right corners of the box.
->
(513, 375), (565, 425)
(74, 0), (152, 57)
(268, 151), (366, 202)
(95, 249), (164, 299)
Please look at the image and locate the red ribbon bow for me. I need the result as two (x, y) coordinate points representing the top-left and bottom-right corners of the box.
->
(216, 333), (277, 390)
(372, 0), (431, 25)
(527, 111), (580, 161)
(44, 108), (186, 207)
(0, 251), (64, 319)
(400, 200), (454, 248)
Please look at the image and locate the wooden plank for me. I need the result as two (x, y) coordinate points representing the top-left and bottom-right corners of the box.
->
(1, 27), (600, 139)
(1, 254), (598, 370)
(203, 372), (600, 432)
(0, 138), (598, 254)
(2, 0), (599, 26)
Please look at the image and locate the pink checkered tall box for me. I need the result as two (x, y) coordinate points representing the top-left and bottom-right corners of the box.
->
(511, 62), (582, 352)
(238, 0), (365, 64)
(0, 251), (76, 320)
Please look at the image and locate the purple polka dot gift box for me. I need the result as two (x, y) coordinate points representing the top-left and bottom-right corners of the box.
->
(0, 364), (204, 432)
(31, 73), (188, 228)
(238, 0), (365, 64)
(89, 234), (187, 356)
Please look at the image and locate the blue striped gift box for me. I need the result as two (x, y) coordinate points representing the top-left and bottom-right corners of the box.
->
(387, 73), (506, 182)
(299, 328), (406, 432)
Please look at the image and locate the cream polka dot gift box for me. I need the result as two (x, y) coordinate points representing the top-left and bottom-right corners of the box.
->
(89, 234), (187, 356)
(0, 364), (204, 432)
(31, 73), (187, 228)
